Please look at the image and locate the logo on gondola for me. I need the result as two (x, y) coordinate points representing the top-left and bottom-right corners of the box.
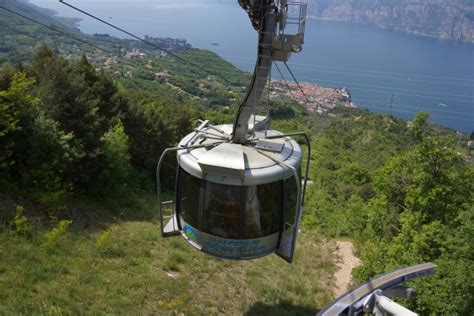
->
(183, 224), (198, 243)
(203, 237), (267, 256)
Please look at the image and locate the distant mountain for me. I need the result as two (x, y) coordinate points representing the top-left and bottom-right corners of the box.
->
(0, 0), (79, 61)
(0, 0), (77, 30)
(0, 0), (191, 63)
(305, 0), (474, 43)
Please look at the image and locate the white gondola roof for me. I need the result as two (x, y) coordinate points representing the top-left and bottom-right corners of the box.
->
(177, 124), (301, 186)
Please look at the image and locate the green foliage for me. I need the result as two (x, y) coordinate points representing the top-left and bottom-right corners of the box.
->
(97, 120), (132, 195)
(303, 109), (473, 314)
(0, 45), (186, 199)
(351, 123), (473, 314)
(42, 220), (72, 250)
(21, 115), (75, 195)
(0, 71), (37, 175)
(409, 111), (430, 142)
(0, 11), (472, 313)
(0, 0), (77, 62)
(122, 105), (169, 171)
(95, 228), (113, 254)
(11, 205), (31, 236)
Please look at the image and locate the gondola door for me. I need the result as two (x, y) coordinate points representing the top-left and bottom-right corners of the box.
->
(157, 148), (180, 237)
(276, 174), (302, 263)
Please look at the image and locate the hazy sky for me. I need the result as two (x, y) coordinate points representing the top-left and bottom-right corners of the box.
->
(29, 0), (238, 16)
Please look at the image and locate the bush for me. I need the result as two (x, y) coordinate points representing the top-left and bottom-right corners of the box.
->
(11, 205), (31, 236)
(95, 229), (113, 254)
(42, 220), (72, 250)
(97, 120), (133, 195)
(0, 71), (37, 180)
(21, 115), (75, 196)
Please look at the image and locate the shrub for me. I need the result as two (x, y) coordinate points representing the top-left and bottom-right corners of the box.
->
(11, 205), (31, 236)
(0, 72), (37, 180)
(95, 229), (113, 254)
(97, 120), (132, 195)
(21, 115), (75, 195)
(42, 220), (72, 250)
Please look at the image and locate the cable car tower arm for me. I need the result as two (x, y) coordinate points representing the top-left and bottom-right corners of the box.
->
(233, 1), (307, 144)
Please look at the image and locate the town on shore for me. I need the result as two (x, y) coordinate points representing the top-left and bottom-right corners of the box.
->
(272, 80), (354, 113)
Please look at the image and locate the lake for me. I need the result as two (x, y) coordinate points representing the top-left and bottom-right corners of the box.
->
(30, 0), (474, 133)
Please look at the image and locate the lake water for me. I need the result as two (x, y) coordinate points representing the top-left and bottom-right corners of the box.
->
(30, 0), (474, 133)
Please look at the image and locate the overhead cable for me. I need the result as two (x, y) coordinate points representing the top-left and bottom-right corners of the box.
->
(224, 57), (473, 101)
(1, 4), (222, 88)
(59, 0), (212, 75)
(281, 61), (312, 105)
(227, 57), (474, 87)
(222, 54), (474, 84)
(0, 5), (110, 54)
(273, 63), (296, 99)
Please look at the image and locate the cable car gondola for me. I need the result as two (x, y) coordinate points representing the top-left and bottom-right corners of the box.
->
(157, 0), (309, 263)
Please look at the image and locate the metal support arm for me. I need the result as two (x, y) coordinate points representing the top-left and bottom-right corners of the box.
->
(232, 7), (277, 143)
(233, 1), (306, 144)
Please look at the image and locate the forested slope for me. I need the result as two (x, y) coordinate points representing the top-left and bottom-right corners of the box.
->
(304, 110), (473, 315)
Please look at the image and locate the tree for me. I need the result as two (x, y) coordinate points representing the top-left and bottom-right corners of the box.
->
(96, 120), (132, 195)
(21, 115), (75, 196)
(0, 71), (37, 184)
(354, 122), (474, 315)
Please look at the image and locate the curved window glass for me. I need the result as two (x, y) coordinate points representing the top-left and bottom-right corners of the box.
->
(202, 180), (282, 239)
(244, 182), (281, 238)
(203, 182), (241, 239)
(178, 169), (299, 241)
(284, 176), (298, 225)
(178, 169), (201, 228)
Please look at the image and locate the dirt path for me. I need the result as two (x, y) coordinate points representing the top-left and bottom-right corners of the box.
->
(333, 241), (361, 297)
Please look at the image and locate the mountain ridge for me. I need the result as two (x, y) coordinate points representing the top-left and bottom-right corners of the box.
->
(305, 0), (474, 43)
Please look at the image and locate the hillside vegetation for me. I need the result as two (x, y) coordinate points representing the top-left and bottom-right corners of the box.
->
(0, 2), (473, 315)
(0, 45), (332, 314)
(304, 110), (473, 314)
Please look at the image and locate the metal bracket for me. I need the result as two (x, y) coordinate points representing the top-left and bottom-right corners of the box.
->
(255, 139), (285, 152)
(363, 290), (418, 316)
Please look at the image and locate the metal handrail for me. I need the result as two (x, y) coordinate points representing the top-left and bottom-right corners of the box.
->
(156, 143), (224, 237)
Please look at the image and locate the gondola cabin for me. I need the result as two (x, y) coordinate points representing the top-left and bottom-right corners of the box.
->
(158, 0), (309, 262)
(158, 119), (309, 262)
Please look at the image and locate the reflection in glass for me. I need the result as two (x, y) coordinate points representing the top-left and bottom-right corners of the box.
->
(244, 182), (281, 238)
(284, 176), (298, 225)
(203, 181), (241, 238)
(179, 169), (299, 241)
(179, 169), (201, 228)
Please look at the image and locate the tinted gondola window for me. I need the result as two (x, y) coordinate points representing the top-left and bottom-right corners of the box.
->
(179, 169), (201, 228)
(203, 181), (241, 239)
(284, 176), (298, 225)
(244, 182), (281, 238)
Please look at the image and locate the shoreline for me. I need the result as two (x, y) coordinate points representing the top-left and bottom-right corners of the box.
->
(272, 80), (354, 113)
(306, 16), (474, 45)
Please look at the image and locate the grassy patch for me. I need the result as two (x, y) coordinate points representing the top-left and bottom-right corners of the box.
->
(0, 202), (335, 315)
